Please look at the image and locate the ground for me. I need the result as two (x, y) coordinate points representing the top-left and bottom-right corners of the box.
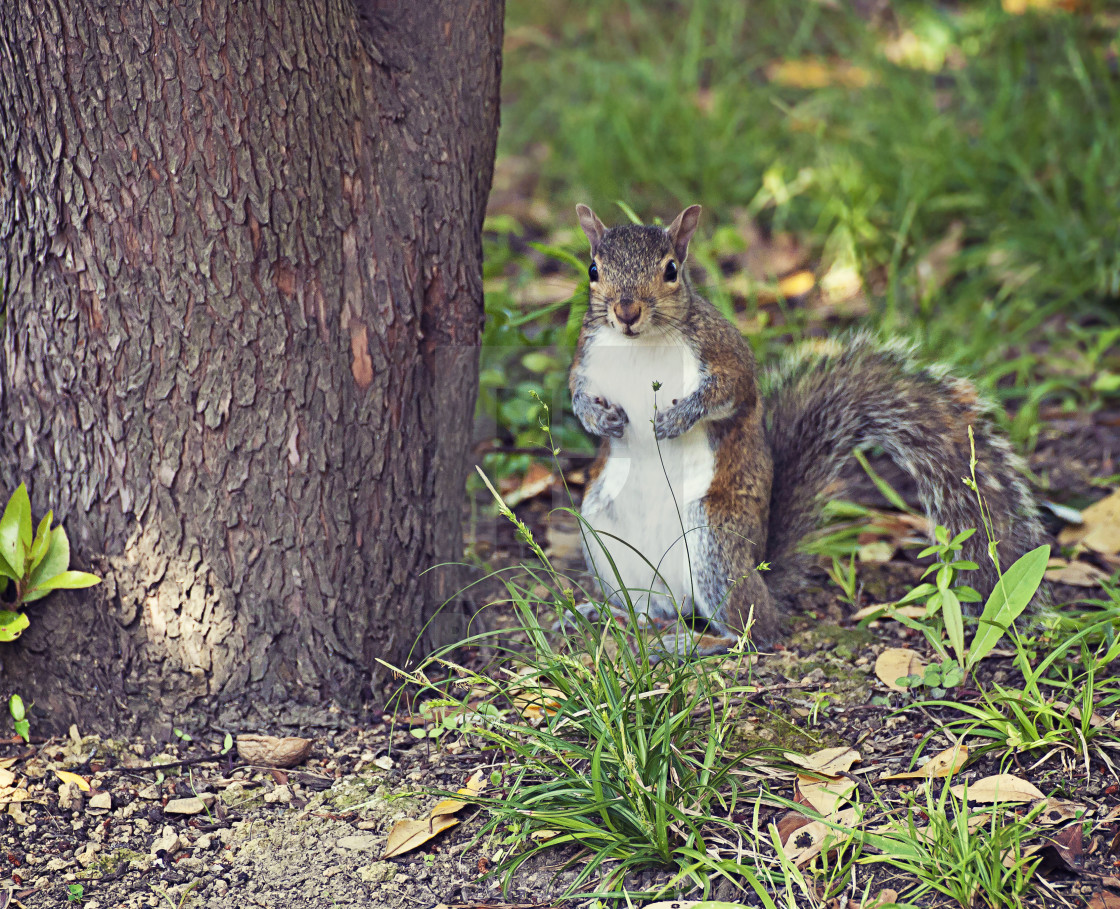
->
(3, 409), (1120, 909)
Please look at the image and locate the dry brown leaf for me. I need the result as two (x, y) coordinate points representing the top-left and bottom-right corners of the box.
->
(499, 462), (556, 508)
(382, 814), (460, 858)
(236, 734), (312, 768)
(875, 648), (926, 692)
(0, 758), (16, 770)
(0, 769), (14, 788)
(949, 774), (1043, 803)
(55, 770), (91, 792)
(1045, 558), (1111, 587)
(1089, 891), (1120, 909)
(882, 745), (968, 781)
(429, 769), (487, 816)
(787, 746), (861, 776)
(1032, 797), (1087, 826)
(776, 807), (860, 867)
(798, 775), (858, 817)
(1058, 489), (1120, 554)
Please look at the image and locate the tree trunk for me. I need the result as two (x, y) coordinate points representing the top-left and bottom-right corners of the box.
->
(0, 0), (502, 734)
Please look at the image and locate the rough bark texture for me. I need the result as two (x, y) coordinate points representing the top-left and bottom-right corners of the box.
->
(0, 0), (502, 733)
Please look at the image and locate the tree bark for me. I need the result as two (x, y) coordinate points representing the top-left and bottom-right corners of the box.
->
(0, 0), (502, 733)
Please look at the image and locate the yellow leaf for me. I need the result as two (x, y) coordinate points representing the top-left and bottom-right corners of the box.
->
(767, 58), (873, 90)
(382, 814), (459, 858)
(950, 774), (1044, 804)
(874, 648), (926, 692)
(55, 770), (91, 792)
(429, 770), (487, 817)
(882, 745), (968, 781)
(778, 270), (816, 298)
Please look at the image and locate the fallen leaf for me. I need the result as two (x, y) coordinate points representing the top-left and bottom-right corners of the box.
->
(778, 270), (816, 298)
(1058, 488), (1120, 554)
(1087, 890), (1120, 909)
(882, 745), (968, 780)
(0, 769), (14, 788)
(776, 808), (860, 867)
(798, 775), (858, 816)
(767, 58), (873, 89)
(1023, 825), (1083, 872)
(1044, 558), (1111, 587)
(786, 746), (861, 776)
(875, 648), (926, 691)
(382, 814), (459, 858)
(55, 770), (91, 792)
(1032, 797), (1087, 825)
(499, 461), (556, 508)
(236, 734), (312, 768)
(950, 774), (1043, 803)
(429, 769), (487, 816)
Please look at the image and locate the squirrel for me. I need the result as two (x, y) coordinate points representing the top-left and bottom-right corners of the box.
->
(566, 204), (1047, 656)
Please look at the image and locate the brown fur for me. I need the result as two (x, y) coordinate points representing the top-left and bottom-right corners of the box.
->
(569, 206), (1047, 653)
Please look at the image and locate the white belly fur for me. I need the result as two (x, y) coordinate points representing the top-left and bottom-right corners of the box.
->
(578, 330), (716, 620)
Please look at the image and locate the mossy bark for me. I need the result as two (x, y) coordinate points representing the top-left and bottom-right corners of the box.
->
(0, 0), (502, 732)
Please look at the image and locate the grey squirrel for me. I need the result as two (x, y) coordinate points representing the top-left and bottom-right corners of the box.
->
(566, 204), (1046, 655)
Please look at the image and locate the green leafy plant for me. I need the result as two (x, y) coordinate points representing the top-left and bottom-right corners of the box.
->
(915, 618), (1120, 773)
(9, 693), (29, 743)
(411, 699), (503, 742)
(0, 483), (101, 642)
(67, 883), (85, 903)
(897, 657), (966, 694)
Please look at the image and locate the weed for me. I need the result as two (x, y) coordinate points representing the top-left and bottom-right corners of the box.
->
(860, 780), (1044, 908)
(0, 483), (101, 642)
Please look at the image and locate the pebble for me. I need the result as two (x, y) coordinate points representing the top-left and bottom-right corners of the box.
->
(88, 791), (112, 811)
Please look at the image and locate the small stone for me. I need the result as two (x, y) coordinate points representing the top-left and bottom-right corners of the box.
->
(164, 796), (212, 815)
(151, 832), (181, 857)
(74, 843), (100, 868)
(336, 834), (378, 851)
(88, 791), (112, 811)
(263, 785), (292, 804)
(138, 784), (162, 800)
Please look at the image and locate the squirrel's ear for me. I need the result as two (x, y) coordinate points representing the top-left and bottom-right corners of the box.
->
(667, 204), (702, 263)
(576, 204), (606, 255)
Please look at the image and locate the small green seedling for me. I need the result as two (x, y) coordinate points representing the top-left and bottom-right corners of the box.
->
(897, 657), (966, 695)
(67, 882), (85, 902)
(9, 693), (29, 742)
(0, 483), (101, 642)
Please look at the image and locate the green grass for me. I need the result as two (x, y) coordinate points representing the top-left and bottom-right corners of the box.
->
(486, 0), (1120, 463)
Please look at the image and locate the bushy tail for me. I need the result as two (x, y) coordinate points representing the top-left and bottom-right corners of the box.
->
(761, 331), (1046, 608)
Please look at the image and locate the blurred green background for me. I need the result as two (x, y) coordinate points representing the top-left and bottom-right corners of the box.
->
(478, 0), (1120, 482)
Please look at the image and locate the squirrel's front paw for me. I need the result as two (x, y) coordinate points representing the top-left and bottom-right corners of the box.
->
(653, 399), (700, 440)
(573, 391), (628, 438)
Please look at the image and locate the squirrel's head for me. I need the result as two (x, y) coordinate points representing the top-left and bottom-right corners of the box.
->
(576, 204), (701, 338)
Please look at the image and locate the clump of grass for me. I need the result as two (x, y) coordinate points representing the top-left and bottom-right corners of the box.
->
(390, 469), (799, 901)
(861, 779), (1045, 909)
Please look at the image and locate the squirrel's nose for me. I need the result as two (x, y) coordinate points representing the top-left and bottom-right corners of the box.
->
(614, 300), (641, 327)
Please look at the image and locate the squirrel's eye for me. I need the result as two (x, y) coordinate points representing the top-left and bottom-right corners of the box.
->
(664, 261), (678, 282)
(588, 263), (599, 282)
